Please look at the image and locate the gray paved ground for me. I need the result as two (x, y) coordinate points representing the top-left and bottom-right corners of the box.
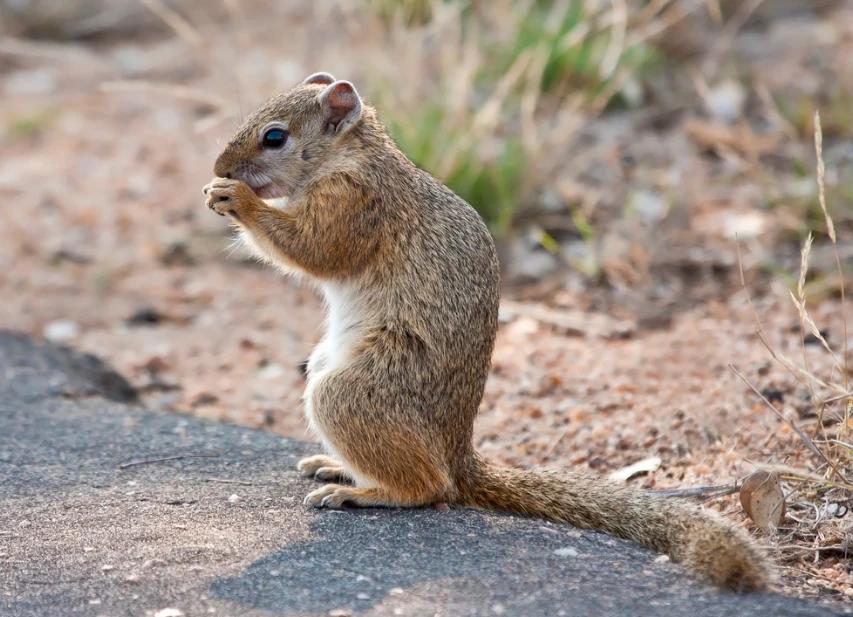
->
(1, 330), (849, 617)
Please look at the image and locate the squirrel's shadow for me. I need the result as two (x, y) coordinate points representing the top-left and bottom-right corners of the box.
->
(209, 507), (713, 616)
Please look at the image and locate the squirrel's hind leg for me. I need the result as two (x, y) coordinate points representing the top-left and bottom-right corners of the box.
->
(304, 484), (425, 509)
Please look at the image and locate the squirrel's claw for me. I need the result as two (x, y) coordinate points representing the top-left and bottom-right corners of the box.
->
(303, 483), (349, 508)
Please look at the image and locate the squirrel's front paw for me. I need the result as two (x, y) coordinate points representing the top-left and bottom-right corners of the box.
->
(203, 178), (258, 220)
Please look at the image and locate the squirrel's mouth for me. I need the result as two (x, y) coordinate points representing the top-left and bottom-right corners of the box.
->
(250, 183), (284, 200)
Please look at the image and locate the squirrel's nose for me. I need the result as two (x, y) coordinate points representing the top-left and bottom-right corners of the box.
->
(213, 154), (233, 179)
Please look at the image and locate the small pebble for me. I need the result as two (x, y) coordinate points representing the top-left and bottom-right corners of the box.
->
(43, 320), (79, 342)
(127, 306), (164, 326)
(258, 363), (285, 380)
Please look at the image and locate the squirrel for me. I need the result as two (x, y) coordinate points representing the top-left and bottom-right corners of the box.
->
(204, 72), (772, 592)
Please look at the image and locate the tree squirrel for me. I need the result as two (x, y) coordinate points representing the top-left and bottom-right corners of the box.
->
(204, 72), (771, 591)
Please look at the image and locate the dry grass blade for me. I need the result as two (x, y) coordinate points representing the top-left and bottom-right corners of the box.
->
(599, 0), (627, 80)
(736, 240), (845, 397)
(634, 0), (676, 27)
(788, 233), (842, 371)
(730, 364), (832, 468)
(472, 48), (534, 134)
(0, 36), (103, 64)
(139, 0), (204, 49)
(629, 0), (705, 46)
(701, 0), (766, 78)
(754, 331), (845, 394)
(99, 80), (236, 114)
(789, 289), (842, 369)
(520, 46), (549, 151)
(749, 462), (853, 492)
(704, 0), (723, 24)
(823, 391), (853, 404)
(797, 232), (813, 302)
(813, 112), (835, 243)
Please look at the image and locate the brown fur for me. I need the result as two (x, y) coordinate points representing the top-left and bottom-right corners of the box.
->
(204, 75), (773, 592)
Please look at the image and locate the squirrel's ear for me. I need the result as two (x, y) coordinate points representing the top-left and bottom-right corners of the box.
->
(303, 72), (336, 86)
(318, 80), (363, 135)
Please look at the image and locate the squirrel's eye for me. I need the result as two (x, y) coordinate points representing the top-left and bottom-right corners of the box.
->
(262, 128), (288, 149)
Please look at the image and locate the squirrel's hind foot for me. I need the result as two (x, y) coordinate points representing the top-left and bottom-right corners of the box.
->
(304, 485), (422, 509)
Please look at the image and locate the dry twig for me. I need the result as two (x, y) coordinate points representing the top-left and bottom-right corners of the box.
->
(118, 453), (219, 470)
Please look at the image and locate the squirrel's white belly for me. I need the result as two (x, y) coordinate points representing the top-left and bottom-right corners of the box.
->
(302, 280), (373, 486)
(315, 281), (364, 373)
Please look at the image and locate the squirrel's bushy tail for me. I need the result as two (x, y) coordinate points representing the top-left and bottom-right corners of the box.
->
(458, 456), (771, 592)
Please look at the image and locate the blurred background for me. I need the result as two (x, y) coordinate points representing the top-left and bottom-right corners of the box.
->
(1, 0), (851, 599)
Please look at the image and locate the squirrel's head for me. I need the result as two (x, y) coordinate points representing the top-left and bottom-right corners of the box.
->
(213, 72), (368, 199)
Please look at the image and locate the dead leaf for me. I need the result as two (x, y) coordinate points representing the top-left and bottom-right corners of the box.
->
(608, 456), (662, 482)
(740, 470), (786, 531)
